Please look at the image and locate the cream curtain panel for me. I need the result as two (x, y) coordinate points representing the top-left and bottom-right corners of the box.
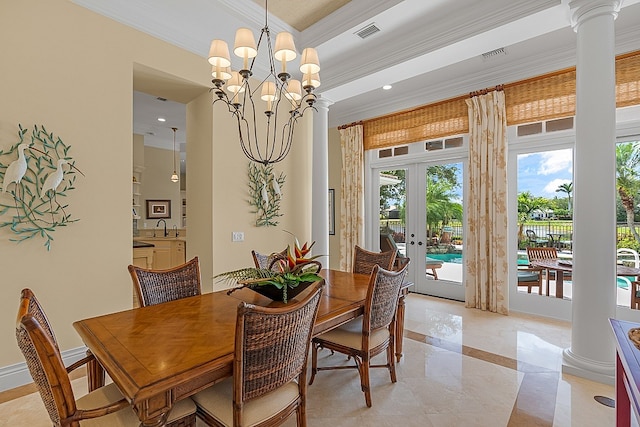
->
(464, 90), (509, 314)
(339, 125), (365, 272)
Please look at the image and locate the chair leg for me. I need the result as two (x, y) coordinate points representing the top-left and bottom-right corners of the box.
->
(387, 342), (397, 383)
(297, 404), (306, 427)
(309, 342), (318, 385)
(358, 355), (372, 408)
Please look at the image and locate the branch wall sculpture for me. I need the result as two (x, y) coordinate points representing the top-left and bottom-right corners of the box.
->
(248, 162), (285, 227)
(0, 124), (83, 250)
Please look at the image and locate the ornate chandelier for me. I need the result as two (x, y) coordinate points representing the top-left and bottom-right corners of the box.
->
(207, 0), (320, 165)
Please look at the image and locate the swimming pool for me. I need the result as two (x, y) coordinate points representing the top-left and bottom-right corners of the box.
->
(427, 253), (463, 264)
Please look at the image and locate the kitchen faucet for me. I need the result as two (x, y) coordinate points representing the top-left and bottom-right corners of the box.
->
(173, 225), (179, 237)
(155, 219), (168, 237)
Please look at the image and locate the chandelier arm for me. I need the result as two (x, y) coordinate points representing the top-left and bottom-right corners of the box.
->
(237, 115), (259, 163)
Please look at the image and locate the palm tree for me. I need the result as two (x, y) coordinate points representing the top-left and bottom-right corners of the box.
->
(425, 174), (462, 242)
(555, 182), (573, 214)
(517, 191), (547, 245)
(616, 142), (640, 243)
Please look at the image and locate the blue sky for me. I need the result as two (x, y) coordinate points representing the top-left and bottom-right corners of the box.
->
(517, 149), (573, 198)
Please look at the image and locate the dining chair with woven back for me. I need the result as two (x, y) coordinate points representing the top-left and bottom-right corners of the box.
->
(352, 244), (397, 275)
(309, 263), (409, 407)
(128, 256), (201, 307)
(192, 281), (324, 427)
(251, 248), (287, 270)
(15, 288), (197, 427)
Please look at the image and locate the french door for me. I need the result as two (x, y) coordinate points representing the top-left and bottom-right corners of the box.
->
(372, 160), (465, 301)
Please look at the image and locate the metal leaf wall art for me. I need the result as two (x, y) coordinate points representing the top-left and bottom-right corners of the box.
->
(248, 162), (285, 227)
(0, 124), (84, 250)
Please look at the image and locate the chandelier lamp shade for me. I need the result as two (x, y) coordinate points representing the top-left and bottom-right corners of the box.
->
(208, 0), (320, 165)
(170, 127), (179, 183)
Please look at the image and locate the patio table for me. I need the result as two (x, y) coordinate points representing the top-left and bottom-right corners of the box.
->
(531, 259), (640, 299)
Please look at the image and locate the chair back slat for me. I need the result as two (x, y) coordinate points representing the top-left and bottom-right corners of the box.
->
(235, 281), (324, 402)
(526, 246), (558, 262)
(353, 245), (397, 275)
(128, 257), (202, 307)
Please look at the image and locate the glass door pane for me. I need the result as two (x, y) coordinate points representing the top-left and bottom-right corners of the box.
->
(378, 169), (407, 261)
(418, 162), (465, 300)
(516, 148), (573, 298)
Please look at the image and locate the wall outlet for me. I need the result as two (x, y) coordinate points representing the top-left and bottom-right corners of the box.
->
(232, 231), (244, 242)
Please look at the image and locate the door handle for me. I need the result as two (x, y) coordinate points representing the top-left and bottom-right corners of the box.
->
(418, 241), (423, 246)
(410, 241), (415, 245)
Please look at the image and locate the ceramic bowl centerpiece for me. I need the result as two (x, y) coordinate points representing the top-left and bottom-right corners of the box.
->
(217, 236), (323, 303)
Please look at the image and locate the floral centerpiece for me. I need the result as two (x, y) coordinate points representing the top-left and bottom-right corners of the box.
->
(216, 236), (323, 303)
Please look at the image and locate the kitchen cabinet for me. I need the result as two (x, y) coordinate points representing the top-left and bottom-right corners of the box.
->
(137, 239), (185, 269)
(132, 247), (154, 269)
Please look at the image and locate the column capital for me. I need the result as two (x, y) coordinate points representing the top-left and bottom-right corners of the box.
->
(315, 96), (334, 111)
(569, 0), (621, 31)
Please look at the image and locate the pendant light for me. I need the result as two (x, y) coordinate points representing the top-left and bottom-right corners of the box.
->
(170, 127), (179, 183)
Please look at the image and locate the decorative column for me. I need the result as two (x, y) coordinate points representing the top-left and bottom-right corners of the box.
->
(311, 97), (333, 265)
(564, 0), (620, 383)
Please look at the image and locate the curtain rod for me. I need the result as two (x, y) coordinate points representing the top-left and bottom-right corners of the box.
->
(337, 121), (364, 130)
(469, 84), (504, 98)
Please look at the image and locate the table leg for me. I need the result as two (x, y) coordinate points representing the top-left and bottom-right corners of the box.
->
(556, 269), (564, 299)
(395, 290), (407, 362)
(134, 392), (173, 427)
(86, 349), (105, 392)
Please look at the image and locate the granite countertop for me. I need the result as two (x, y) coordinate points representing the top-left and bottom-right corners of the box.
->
(133, 241), (155, 248)
(133, 236), (187, 242)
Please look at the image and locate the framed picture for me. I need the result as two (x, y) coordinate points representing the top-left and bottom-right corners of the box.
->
(146, 200), (171, 219)
(329, 189), (335, 235)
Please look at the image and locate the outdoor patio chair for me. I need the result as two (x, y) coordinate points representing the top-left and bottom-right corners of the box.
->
(380, 233), (410, 271)
(525, 247), (571, 296)
(632, 281), (640, 310)
(517, 266), (544, 295)
(526, 230), (549, 247)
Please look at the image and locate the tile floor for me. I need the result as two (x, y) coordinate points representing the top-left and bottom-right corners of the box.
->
(0, 293), (617, 426)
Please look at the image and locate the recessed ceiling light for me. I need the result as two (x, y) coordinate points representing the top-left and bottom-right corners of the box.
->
(157, 117), (166, 122)
(382, 85), (392, 90)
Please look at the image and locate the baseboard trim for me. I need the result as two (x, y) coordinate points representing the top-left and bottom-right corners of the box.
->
(0, 346), (88, 392)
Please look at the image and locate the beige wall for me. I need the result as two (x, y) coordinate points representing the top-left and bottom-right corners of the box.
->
(141, 145), (182, 230)
(0, 0), (314, 371)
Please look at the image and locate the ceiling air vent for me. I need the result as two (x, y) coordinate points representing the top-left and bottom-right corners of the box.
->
(481, 47), (506, 61)
(355, 23), (380, 39)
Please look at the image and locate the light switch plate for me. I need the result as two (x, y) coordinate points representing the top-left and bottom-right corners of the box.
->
(232, 231), (244, 242)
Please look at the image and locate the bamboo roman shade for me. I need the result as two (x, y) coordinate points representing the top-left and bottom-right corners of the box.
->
(361, 50), (640, 151)
(504, 69), (576, 126)
(363, 97), (468, 150)
(616, 51), (640, 108)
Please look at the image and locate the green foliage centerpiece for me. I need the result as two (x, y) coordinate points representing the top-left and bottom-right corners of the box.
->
(218, 236), (322, 303)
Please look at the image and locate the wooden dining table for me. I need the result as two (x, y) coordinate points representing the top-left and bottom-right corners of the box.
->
(530, 259), (640, 299)
(73, 269), (413, 427)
